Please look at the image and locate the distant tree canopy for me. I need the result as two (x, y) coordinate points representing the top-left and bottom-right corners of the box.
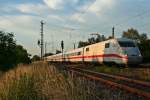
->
(56, 50), (61, 54)
(31, 55), (40, 62)
(78, 35), (106, 48)
(44, 53), (54, 57)
(0, 31), (31, 71)
(123, 28), (140, 41)
(122, 28), (150, 62)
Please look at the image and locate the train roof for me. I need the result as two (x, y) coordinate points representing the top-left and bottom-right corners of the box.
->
(65, 38), (134, 53)
(117, 38), (134, 42)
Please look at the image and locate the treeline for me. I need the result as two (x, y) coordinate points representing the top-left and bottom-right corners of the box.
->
(0, 31), (31, 71)
(78, 35), (106, 48)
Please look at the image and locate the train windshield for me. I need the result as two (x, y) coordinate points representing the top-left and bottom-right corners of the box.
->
(118, 41), (136, 47)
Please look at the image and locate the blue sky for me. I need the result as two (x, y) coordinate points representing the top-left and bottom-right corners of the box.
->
(0, 0), (150, 55)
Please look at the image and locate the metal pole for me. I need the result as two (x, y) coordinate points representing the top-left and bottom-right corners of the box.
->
(74, 43), (76, 49)
(112, 27), (115, 38)
(45, 42), (47, 56)
(41, 20), (44, 60)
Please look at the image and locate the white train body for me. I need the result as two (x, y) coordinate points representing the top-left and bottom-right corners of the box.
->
(46, 38), (142, 65)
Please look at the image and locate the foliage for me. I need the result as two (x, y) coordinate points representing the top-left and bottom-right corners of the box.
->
(78, 41), (89, 48)
(0, 63), (139, 100)
(93, 65), (150, 81)
(139, 39), (150, 62)
(56, 50), (61, 54)
(0, 31), (31, 71)
(122, 28), (150, 62)
(15, 45), (31, 64)
(44, 53), (54, 57)
(0, 63), (95, 100)
(0, 31), (16, 70)
(78, 35), (106, 48)
(122, 28), (140, 41)
(31, 55), (40, 62)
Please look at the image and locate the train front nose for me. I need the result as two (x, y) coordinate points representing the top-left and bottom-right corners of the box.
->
(127, 56), (142, 64)
(126, 48), (142, 64)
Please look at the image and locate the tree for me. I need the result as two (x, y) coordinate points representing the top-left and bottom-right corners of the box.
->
(78, 35), (106, 48)
(122, 28), (140, 41)
(15, 45), (31, 64)
(44, 53), (54, 57)
(56, 50), (61, 54)
(0, 31), (16, 70)
(32, 55), (40, 62)
(0, 31), (31, 71)
(78, 41), (89, 48)
(139, 39), (150, 62)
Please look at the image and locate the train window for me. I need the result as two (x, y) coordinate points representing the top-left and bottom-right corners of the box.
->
(78, 52), (81, 55)
(86, 48), (89, 52)
(75, 52), (77, 56)
(118, 41), (135, 47)
(105, 43), (110, 48)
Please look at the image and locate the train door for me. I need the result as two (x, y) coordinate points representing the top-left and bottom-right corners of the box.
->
(84, 47), (90, 62)
(82, 47), (85, 62)
(103, 42), (110, 63)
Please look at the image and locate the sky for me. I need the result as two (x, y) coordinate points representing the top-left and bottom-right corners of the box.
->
(0, 0), (150, 56)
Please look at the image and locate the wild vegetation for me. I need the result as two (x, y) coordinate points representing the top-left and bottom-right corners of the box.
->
(92, 65), (150, 81)
(0, 62), (145, 100)
(0, 62), (79, 99)
(0, 31), (31, 71)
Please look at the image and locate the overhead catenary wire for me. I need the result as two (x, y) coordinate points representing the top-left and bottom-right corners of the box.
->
(82, 1), (150, 35)
(61, 1), (97, 50)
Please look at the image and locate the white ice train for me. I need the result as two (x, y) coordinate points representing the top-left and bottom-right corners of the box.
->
(46, 38), (142, 65)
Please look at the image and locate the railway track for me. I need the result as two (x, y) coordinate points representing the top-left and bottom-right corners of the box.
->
(66, 67), (150, 99)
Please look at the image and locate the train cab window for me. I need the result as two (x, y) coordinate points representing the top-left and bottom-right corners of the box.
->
(105, 43), (110, 48)
(86, 48), (89, 52)
(118, 41), (135, 47)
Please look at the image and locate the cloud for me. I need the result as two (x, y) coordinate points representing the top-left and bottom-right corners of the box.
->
(71, 13), (85, 23)
(47, 15), (64, 22)
(0, 15), (41, 37)
(16, 3), (49, 15)
(88, 0), (115, 15)
(69, 0), (115, 23)
(0, 15), (42, 55)
(0, 14), (69, 55)
(43, 0), (64, 9)
(43, 0), (82, 10)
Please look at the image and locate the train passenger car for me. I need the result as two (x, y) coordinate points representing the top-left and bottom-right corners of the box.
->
(46, 53), (62, 62)
(46, 38), (142, 65)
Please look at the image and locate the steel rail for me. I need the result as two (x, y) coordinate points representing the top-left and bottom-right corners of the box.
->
(70, 67), (150, 88)
(68, 68), (150, 99)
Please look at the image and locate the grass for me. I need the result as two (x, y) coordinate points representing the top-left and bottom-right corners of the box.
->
(0, 62), (98, 100)
(0, 62), (148, 100)
(92, 65), (150, 81)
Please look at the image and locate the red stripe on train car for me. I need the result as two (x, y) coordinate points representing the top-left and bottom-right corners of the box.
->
(68, 54), (128, 59)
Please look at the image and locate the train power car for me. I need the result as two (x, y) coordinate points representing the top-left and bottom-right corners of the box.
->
(46, 38), (142, 65)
